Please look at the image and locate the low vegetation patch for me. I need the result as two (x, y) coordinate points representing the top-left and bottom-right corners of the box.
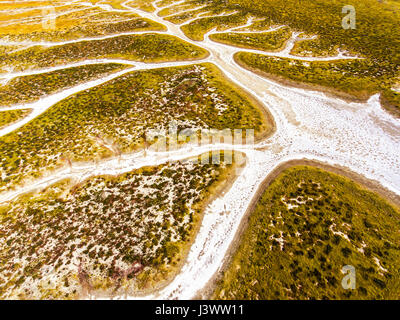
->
(220, 0), (400, 72)
(0, 63), (129, 106)
(381, 88), (400, 116)
(291, 36), (340, 58)
(123, 0), (156, 12)
(0, 5), (165, 42)
(209, 27), (291, 52)
(167, 0), (399, 113)
(181, 12), (249, 41)
(235, 52), (385, 101)
(0, 63), (268, 191)
(214, 166), (400, 300)
(0, 109), (31, 129)
(0, 152), (237, 299)
(1, 34), (208, 71)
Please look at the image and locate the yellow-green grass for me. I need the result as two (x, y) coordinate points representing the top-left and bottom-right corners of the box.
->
(214, 166), (400, 300)
(162, 0), (224, 25)
(387, 0), (400, 11)
(162, 0), (229, 25)
(0, 1), (63, 11)
(186, 0), (400, 114)
(1, 34), (209, 71)
(235, 52), (387, 102)
(0, 63), (269, 192)
(381, 88), (400, 116)
(164, 8), (205, 24)
(124, 0), (156, 12)
(96, 0), (129, 10)
(221, 0), (400, 73)
(0, 45), (25, 56)
(0, 5), (91, 27)
(0, 7), (165, 41)
(291, 37), (340, 58)
(181, 12), (249, 41)
(235, 18), (274, 32)
(0, 63), (129, 106)
(0, 109), (31, 129)
(158, 1), (203, 17)
(157, 0), (184, 7)
(0, 4), (83, 22)
(209, 27), (291, 52)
